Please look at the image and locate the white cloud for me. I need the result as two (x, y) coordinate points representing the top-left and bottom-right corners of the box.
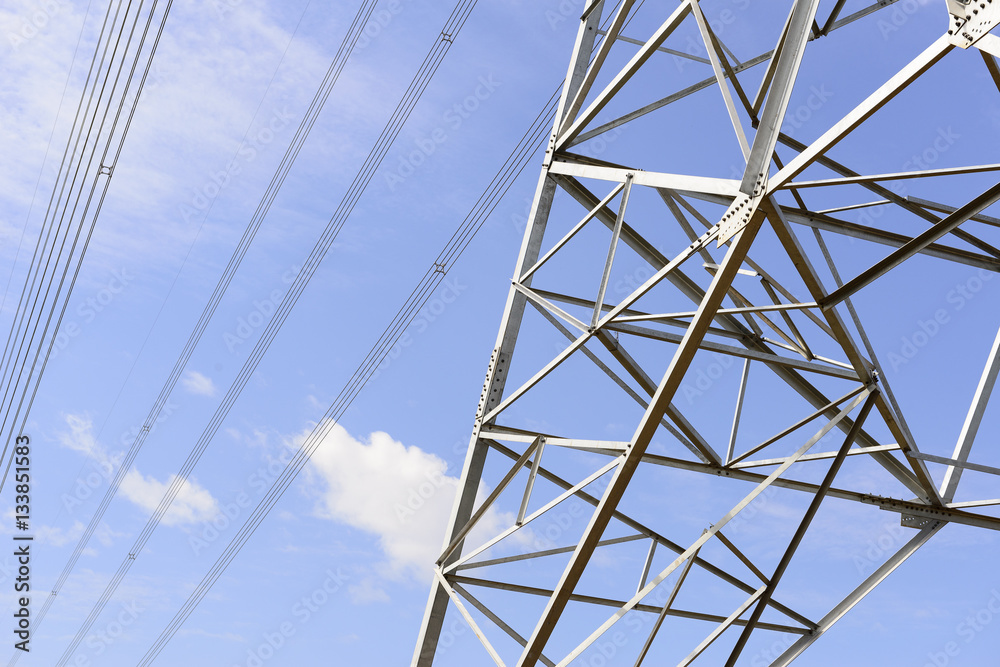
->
(56, 413), (220, 529)
(35, 521), (85, 548)
(58, 413), (107, 462)
(181, 370), (216, 396)
(119, 470), (219, 526)
(303, 422), (529, 581)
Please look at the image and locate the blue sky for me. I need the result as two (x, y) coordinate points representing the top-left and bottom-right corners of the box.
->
(0, 0), (998, 665)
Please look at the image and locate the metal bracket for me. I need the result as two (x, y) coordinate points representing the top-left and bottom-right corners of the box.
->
(475, 350), (508, 421)
(718, 191), (764, 246)
(901, 513), (937, 529)
(947, 0), (1000, 48)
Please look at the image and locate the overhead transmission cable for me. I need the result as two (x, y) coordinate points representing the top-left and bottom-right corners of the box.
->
(53, 2), (478, 664)
(49, 0), (316, 529)
(140, 87), (558, 666)
(0, 0), (127, 479)
(8, 1), (371, 663)
(0, 0), (174, 499)
(134, 1), (647, 659)
(0, 0), (99, 321)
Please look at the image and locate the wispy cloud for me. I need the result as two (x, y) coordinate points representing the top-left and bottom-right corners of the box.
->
(58, 413), (220, 527)
(119, 469), (219, 527)
(182, 369), (216, 396)
(57, 412), (107, 461)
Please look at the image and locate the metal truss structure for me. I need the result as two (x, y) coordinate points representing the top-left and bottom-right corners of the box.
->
(414, 1), (1000, 664)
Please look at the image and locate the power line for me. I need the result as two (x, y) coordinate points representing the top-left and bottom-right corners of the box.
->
(0, 0), (173, 502)
(6, 0), (372, 663)
(132, 3), (645, 659)
(0, 0), (124, 481)
(139, 84), (558, 666)
(53, 2), (478, 664)
(0, 0), (99, 325)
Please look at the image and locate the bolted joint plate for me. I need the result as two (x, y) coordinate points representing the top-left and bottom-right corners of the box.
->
(901, 513), (938, 529)
(718, 189), (766, 246)
(475, 349), (508, 421)
(947, 0), (1000, 48)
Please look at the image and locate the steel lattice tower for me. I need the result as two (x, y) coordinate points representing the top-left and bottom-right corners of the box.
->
(414, 1), (1000, 664)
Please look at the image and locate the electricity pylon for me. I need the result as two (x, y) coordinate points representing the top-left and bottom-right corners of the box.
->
(414, 1), (1000, 664)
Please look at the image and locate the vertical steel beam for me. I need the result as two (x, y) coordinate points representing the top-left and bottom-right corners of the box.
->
(739, 0), (820, 196)
(410, 6), (604, 663)
(940, 325), (1000, 503)
(726, 359), (751, 464)
(592, 173), (633, 327)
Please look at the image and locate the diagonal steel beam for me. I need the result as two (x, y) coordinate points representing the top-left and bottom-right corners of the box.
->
(740, 0), (821, 196)
(514, 211), (775, 666)
(822, 180), (1000, 309)
(452, 583), (558, 667)
(763, 198), (942, 502)
(724, 390), (879, 665)
(410, 6), (606, 661)
(485, 439), (820, 628)
(769, 521), (945, 667)
(940, 325), (1000, 502)
(554, 176), (918, 486)
(556, 1), (693, 148)
(634, 545), (700, 667)
(562, 0), (636, 129)
(772, 36), (954, 188)
(691, 0), (750, 157)
(551, 389), (870, 665)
